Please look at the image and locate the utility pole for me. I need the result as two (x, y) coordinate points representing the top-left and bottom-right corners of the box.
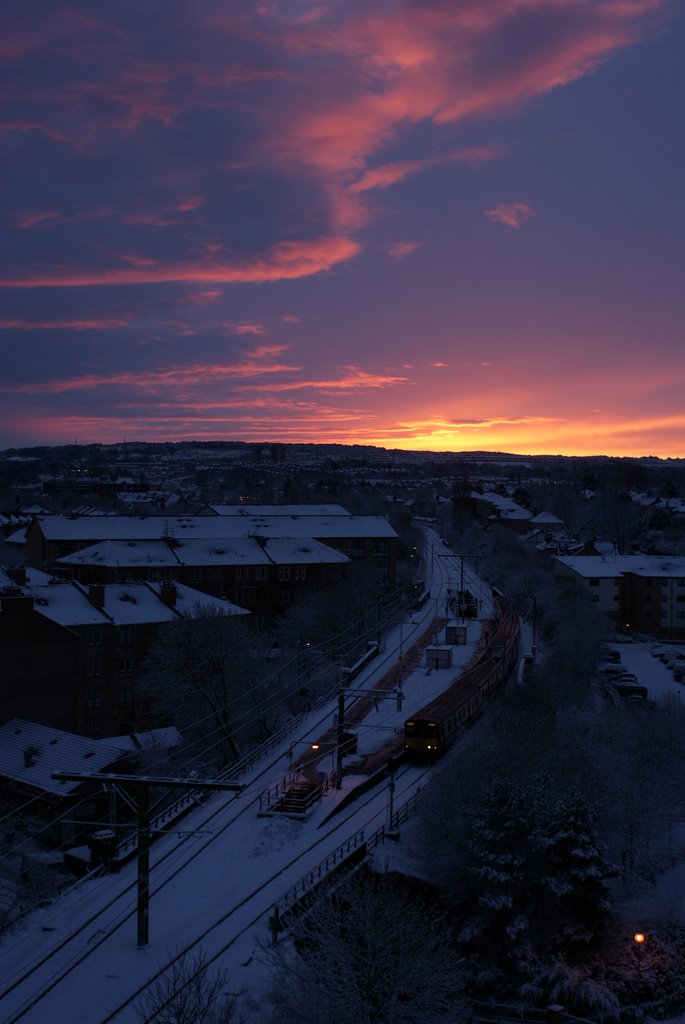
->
(336, 686), (346, 790)
(136, 783), (150, 947)
(53, 771), (244, 946)
(335, 684), (404, 790)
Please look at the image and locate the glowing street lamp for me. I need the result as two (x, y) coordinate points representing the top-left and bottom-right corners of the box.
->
(634, 932), (645, 945)
(288, 740), (320, 773)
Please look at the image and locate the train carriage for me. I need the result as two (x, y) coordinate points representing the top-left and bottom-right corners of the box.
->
(404, 598), (520, 759)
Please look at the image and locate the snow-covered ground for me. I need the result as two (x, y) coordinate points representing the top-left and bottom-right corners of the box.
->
(607, 638), (685, 704)
(0, 531), (495, 1023)
(6, 533), (678, 1023)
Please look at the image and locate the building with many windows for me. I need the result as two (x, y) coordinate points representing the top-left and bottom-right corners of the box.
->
(0, 577), (247, 738)
(20, 506), (396, 624)
(553, 554), (685, 640)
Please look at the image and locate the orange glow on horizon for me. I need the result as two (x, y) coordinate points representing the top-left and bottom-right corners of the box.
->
(6, 410), (685, 459)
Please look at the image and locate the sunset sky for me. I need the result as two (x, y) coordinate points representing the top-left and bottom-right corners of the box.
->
(1, 1), (683, 457)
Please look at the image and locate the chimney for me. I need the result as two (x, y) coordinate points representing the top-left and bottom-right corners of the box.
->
(8, 567), (27, 586)
(160, 582), (177, 608)
(89, 584), (105, 609)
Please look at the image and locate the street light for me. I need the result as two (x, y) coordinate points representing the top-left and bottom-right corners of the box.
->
(287, 740), (320, 774)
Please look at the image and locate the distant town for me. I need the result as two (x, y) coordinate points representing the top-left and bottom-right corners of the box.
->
(2, 440), (685, 1021)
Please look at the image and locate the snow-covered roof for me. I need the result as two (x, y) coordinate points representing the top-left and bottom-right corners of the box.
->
(555, 554), (685, 579)
(263, 538), (349, 565)
(201, 504), (350, 517)
(0, 566), (52, 587)
(145, 582), (249, 618)
(59, 539), (181, 568)
(27, 583), (110, 627)
(529, 510), (564, 525)
(5, 527), (27, 545)
(33, 513), (396, 542)
(97, 726), (183, 753)
(172, 537), (272, 565)
(473, 491), (533, 522)
(1, 580), (248, 626)
(0, 719), (126, 796)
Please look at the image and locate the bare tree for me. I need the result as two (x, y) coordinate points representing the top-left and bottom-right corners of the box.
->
(265, 870), (466, 1024)
(140, 607), (276, 768)
(135, 948), (242, 1024)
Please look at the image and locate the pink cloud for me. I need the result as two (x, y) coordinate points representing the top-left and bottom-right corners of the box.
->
(122, 212), (177, 228)
(244, 365), (410, 394)
(13, 211), (62, 229)
(484, 202), (534, 229)
(231, 322), (266, 335)
(389, 241), (422, 261)
(0, 236), (360, 289)
(175, 196), (205, 212)
(184, 289), (224, 305)
(0, 316), (132, 331)
(2, 353), (301, 396)
(351, 144), (503, 193)
(0, 120), (72, 144)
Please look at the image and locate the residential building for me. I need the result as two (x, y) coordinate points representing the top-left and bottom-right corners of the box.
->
(0, 579), (247, 738)
(553, 554), (685, 640)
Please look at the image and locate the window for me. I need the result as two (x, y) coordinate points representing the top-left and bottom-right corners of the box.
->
(592, 595), (600, 602)
(255, 566), (267, 582)
(86, 687), (101, 708)
(119, 655), (133, 676)
(87, 654), (102, 677)
(279, 591), (290, 604)
(87, 718), (101, 739)
(87, 626), (102, 646)
(294, 566), (306, 582)
(278, 567), (290, 582)
(589, 579), (599, 587)
(236, 566), (248, 581)
(119, 624), (135, 645)
(119, 687), (132, 705)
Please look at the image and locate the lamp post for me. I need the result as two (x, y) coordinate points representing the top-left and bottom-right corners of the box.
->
(633, 931), (645, 987)
(287, 740), (320, 775)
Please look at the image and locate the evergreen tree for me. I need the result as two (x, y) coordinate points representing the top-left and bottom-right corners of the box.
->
(459, 775), (614, 969)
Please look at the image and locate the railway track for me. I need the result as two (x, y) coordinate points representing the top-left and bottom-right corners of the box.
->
(0, 530), (467, 1022)
(1, 761), (429, 1024)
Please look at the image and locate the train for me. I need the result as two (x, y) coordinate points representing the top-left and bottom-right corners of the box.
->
(403, 595), (520, 759)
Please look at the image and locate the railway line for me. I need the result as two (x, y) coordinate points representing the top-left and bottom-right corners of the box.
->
(1, 760), (429, 1023)
(0, 529), (505, 1023)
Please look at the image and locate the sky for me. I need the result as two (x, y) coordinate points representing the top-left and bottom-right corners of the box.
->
(1, 0), (684, 458)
